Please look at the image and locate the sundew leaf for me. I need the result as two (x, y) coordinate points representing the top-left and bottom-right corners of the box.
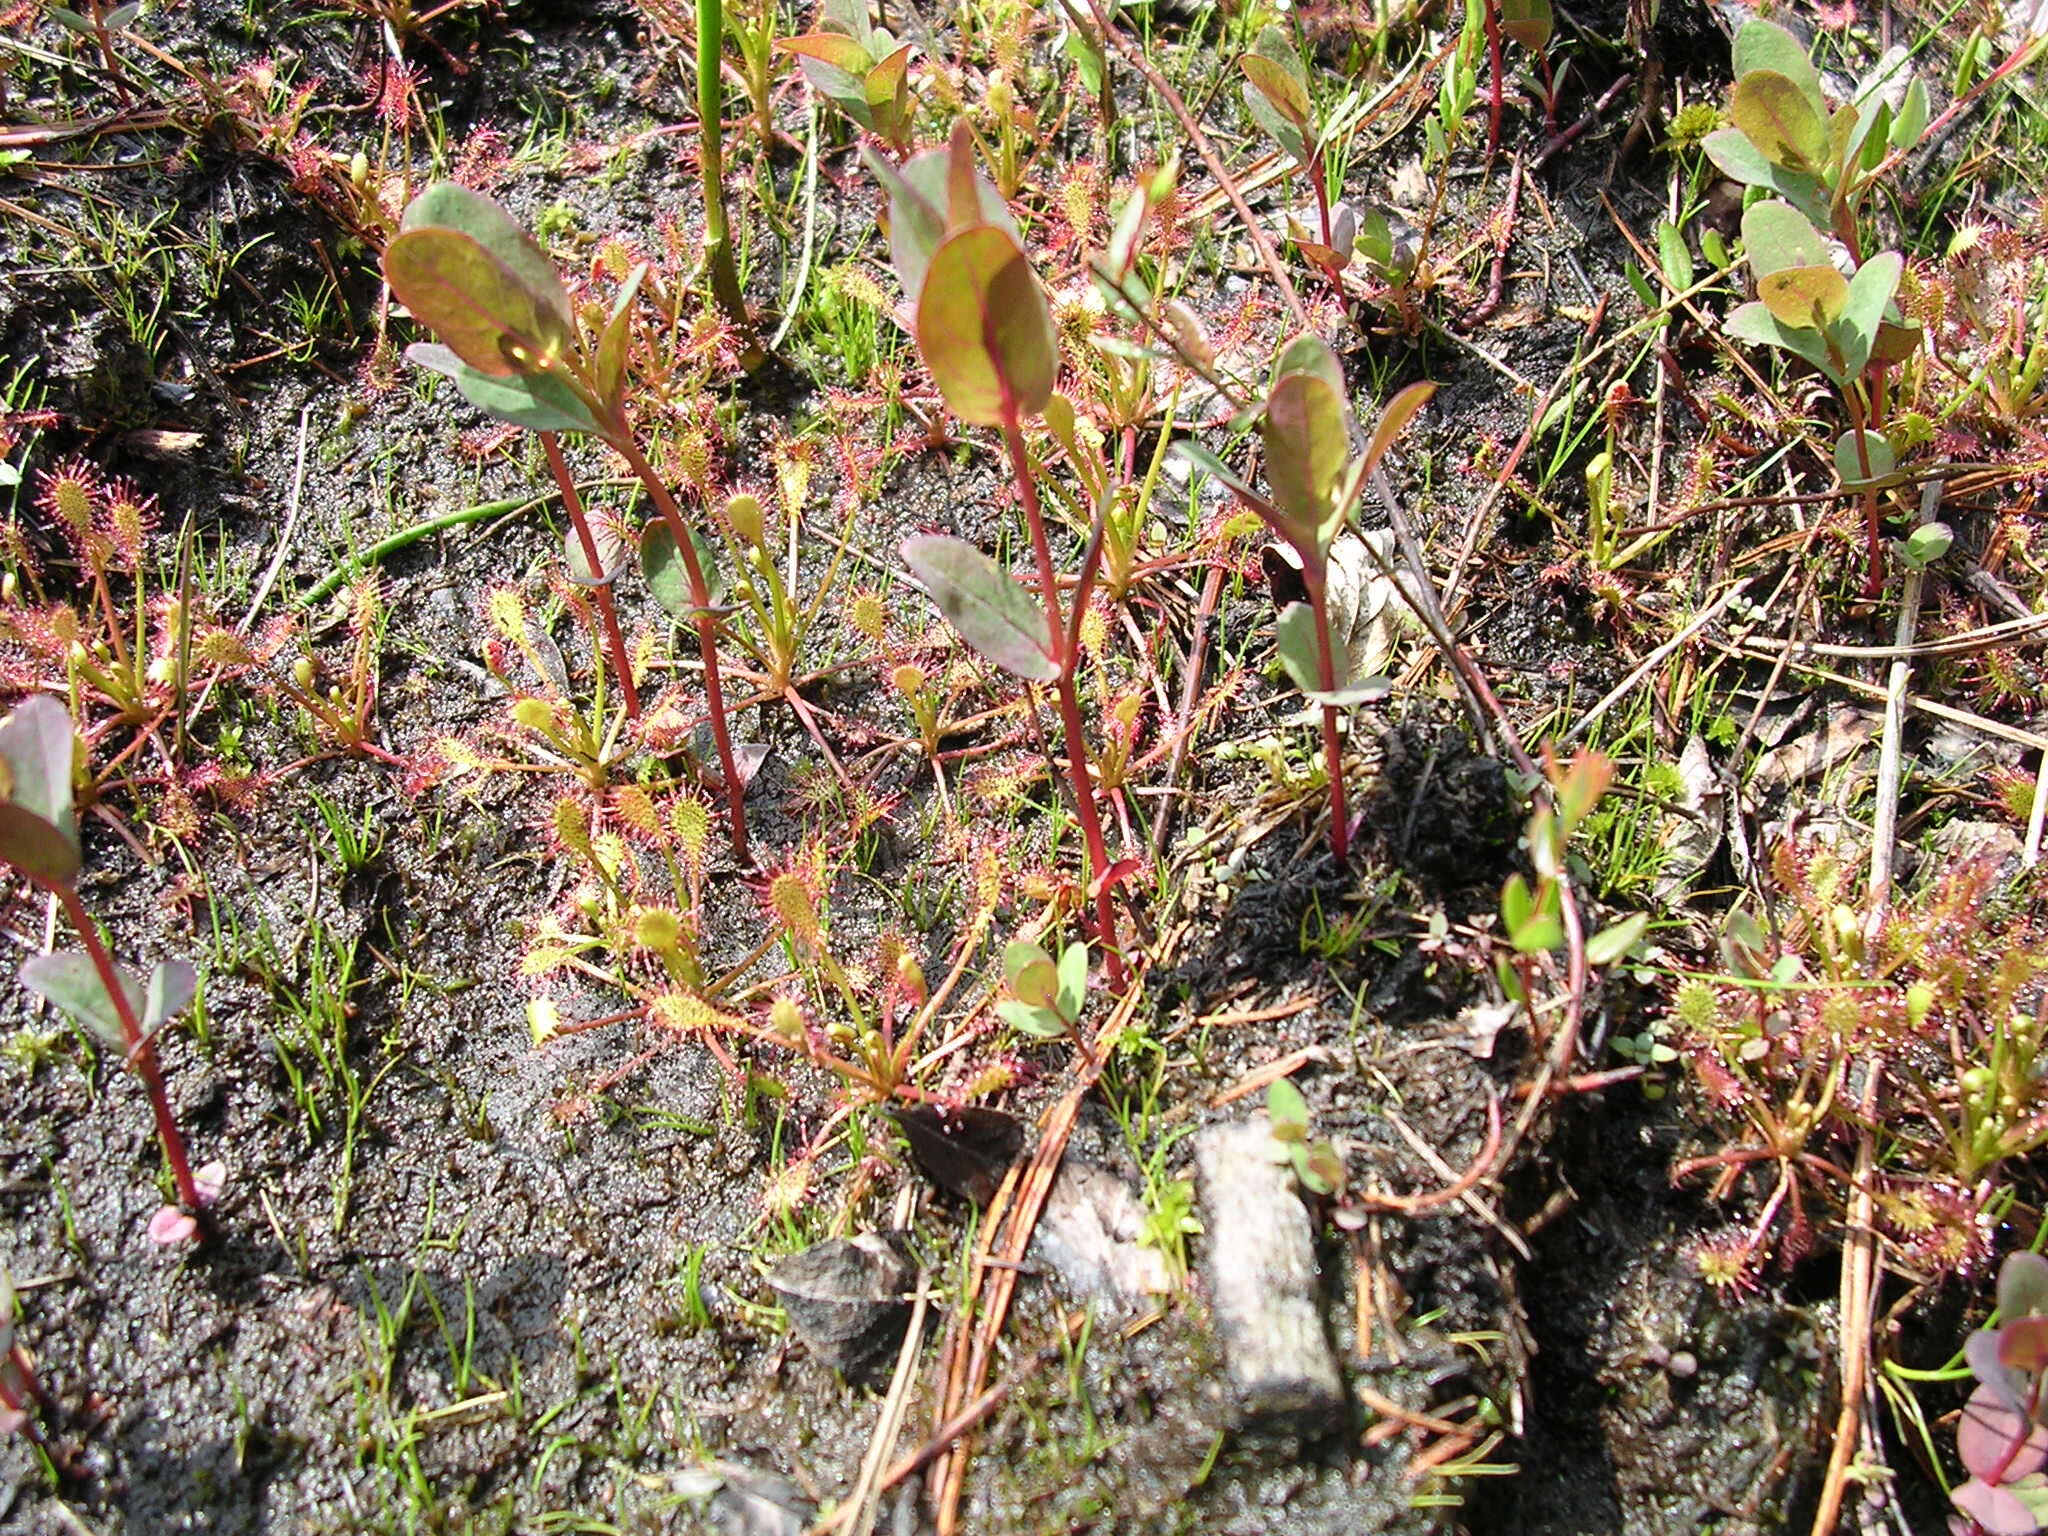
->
(0, 695), (80, 888)
(1730, 70), (1830, 172)
(915, 224), (1057, 427)
(20, 950), (141, 1051)
(406, 344), (602, 434)
(901, 535), (1057, 682)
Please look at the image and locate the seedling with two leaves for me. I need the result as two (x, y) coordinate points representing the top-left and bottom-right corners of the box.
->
(0, 697), (222, 1244)
(1702, 18), (1929, 256)
(997, 936), (1091, 1056)
(1497, 749), (1645, 1015)
(1266, 1076), (1345, 1197)
(777, 0), (916, 156)
(1239, 26), (1373, 279)
(381, 183), (755, 861)
(870, 125), (1131, 989)
(1174, 335), (1433, 866)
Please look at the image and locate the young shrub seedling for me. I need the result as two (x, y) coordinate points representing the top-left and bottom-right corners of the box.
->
(1238, 26), (1370, 281)
(1175, 336), (1433, 866)
(1702, 19), (1929, 257)
(0, 696), (220, 1243)
(381, 183), (754, 861)
(997, 935), (1090, 1056)
(777, 0), (916, 156)
(870, 125), (1131, 987)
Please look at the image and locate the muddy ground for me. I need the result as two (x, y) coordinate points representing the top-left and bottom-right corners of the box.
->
(0, 0), (2019, 1531)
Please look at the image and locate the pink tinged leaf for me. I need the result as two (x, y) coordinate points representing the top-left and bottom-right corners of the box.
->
(0, 694), (81, 888)
(2005, 1317), (2048, 1374)
(1360, 380), (1436, 482)
(1239, 53), (1311, 128)
(1262, 370), (1350, 547)
(915, 224), (1058, 426)
(147, 1206), (200, 1246)
(399, 183), (575, 334)
(2003, 1252), (2048, 1319)
(901, 535), (1057, 682)
(1953, 1475), (2048, 1536)
(194, 1160), (227, 1208)
(775, 31), (872, 72)
(1959, 1380), (2048, 1481)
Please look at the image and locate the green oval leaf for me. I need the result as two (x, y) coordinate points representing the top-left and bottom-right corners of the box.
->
(406, 344), (602, 434)
(1740, 200), (1828, 278)
(385, 227), (573, 379)
(1263, 371), (1349, 545)
(1758, 263), (1849, 330)
(639, 521), (728, 621)
(1834, 427), (1896, 487)
(0, 695), (80, 888)
(1499, 0), (1553, 51)
(1241, 53), (1311, 129)
(1731, 69), (1830, 172)
(915, 225), (1057, 427)
(901, 534), (1057, 682)
(21, 950), (140, 1050)
(1732, 19), (1827, 120)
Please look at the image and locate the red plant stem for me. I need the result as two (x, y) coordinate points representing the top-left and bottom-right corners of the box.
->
(1299, 559), (1351, 867)
(540, 433), (642, 722)
(1308, 144), (1334, 250)
(1000, 411), (1127, 992)
(610, 431), (752, 866)
(47, 882), (201, 1213)
(1483, 0), (1505, 161)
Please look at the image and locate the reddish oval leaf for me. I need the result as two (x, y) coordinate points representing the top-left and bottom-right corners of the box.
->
(385, 228), (574, 379)
(915, 225), (1057, 427)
